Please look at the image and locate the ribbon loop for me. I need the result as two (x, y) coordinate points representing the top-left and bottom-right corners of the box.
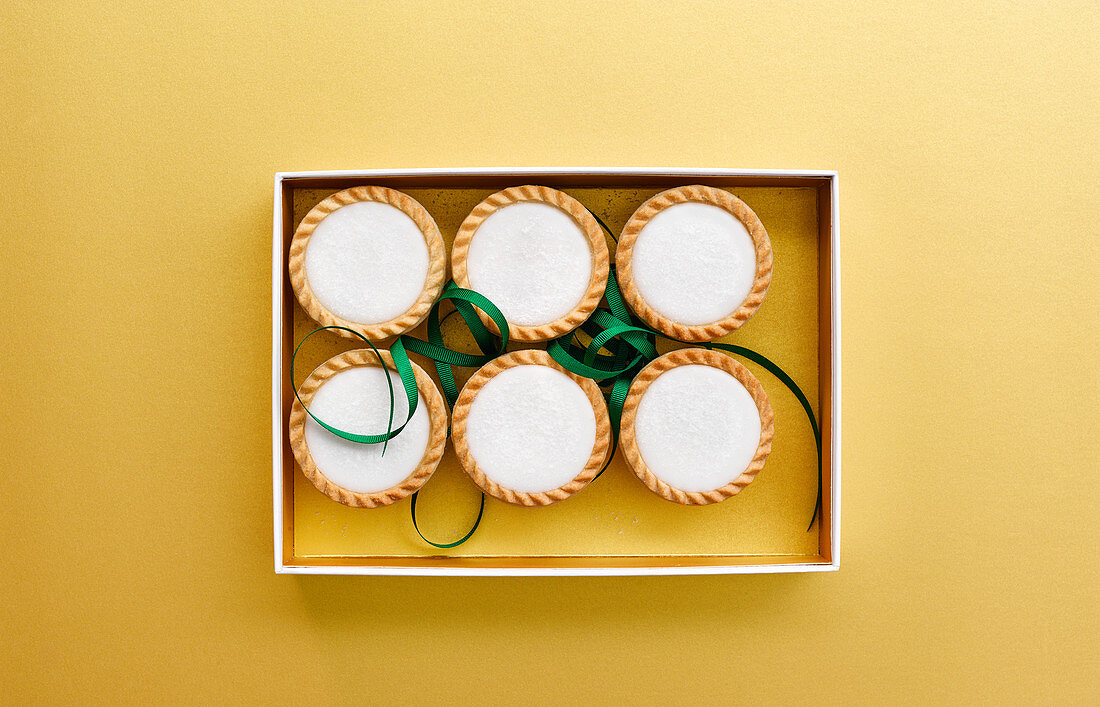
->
(707, 342), (823, 530)
(547, 336), (643, 380)
(290, 326), (419, 454)
(410, 283), (511, 407)
(410, 490), (486, 549)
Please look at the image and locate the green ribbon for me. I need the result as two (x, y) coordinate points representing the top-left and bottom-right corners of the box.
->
(410, 490), (485, 549)
(292, 285), (508, 549)
(403, 281), (510, 408)
(545, 269), (823, 530)
(706, 342), (823, 531)
(404, 283), (510, 548)
(290, 326), (418, 455)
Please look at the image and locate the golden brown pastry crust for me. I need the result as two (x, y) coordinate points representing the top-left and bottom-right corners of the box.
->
(289, 186), (447, 341)
(451, 349), (611, 506)
(619, 348), (775, 505)
(289, 349), (448, 508)
(451, 185), (609, 342)
(615, 185), (773, 342)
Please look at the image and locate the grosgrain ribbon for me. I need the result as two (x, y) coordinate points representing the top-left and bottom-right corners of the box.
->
(290, 326), (418, 455)
(402, 281), (510, 408)
(552, 215), (824, 529)
(410, 490), (485, 549)
(292, 285), (508, 548)
(405, 287), (508, 548)
(706, 342), (823, 530)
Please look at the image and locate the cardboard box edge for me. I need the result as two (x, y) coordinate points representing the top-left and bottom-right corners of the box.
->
(271, 168), (841, 576)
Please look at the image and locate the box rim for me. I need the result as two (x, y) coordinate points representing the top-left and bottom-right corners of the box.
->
(275, 562), (837, 576)
(275, 167), (839, 180)
(272, 168), (840, 576)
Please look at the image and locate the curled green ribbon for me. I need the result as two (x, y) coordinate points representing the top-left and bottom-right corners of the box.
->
(410, 490), (485, 549)
(404, 284), (510, 548)
(291, 285), (509, 549)
(705, 342), (823, 530)
(546, 269), (823, 530)
(404, 281), (510, 408)
(290, 325), (418, 455)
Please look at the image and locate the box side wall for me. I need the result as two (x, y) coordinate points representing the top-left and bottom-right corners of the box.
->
(277, 563), (838, 577)
(829, 174), (841, 568)
(275, 178), (296, 570)
(272, 176), (284, 571)
(816, 180), (833, 563)
(277, 170), (831, 192)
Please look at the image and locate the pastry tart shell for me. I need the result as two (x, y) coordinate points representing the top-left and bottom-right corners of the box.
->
(619, 347), (775, 505)
(289, 186), (447, 341)
(451, 349), (612, 506)
(289, 349), (448, 508)
(615, 185), (773, 342)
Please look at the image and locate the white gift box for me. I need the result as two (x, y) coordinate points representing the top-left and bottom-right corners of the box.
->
(273, 168), (840, 576)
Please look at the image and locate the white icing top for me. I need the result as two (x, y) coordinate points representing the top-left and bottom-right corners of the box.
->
(631, 202), (757, 325)
(633, 364), (761, 493)
(467, 202), (592, 326)
(304, 201), (430, 324)
(304, 366), (431, 493)
(463, 364), (596, 493)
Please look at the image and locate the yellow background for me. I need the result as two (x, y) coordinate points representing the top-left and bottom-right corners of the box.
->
(1, 0), (1096, 703)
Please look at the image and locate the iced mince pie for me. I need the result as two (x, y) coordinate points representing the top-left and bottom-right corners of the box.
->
(616, 185), (772, 342)
(451, 349), (611, 505)
(289, 349), (448, 507)
(619, 348), (774, 505)
(289, 186), (446, 340)
(452, 185), (608, 342)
